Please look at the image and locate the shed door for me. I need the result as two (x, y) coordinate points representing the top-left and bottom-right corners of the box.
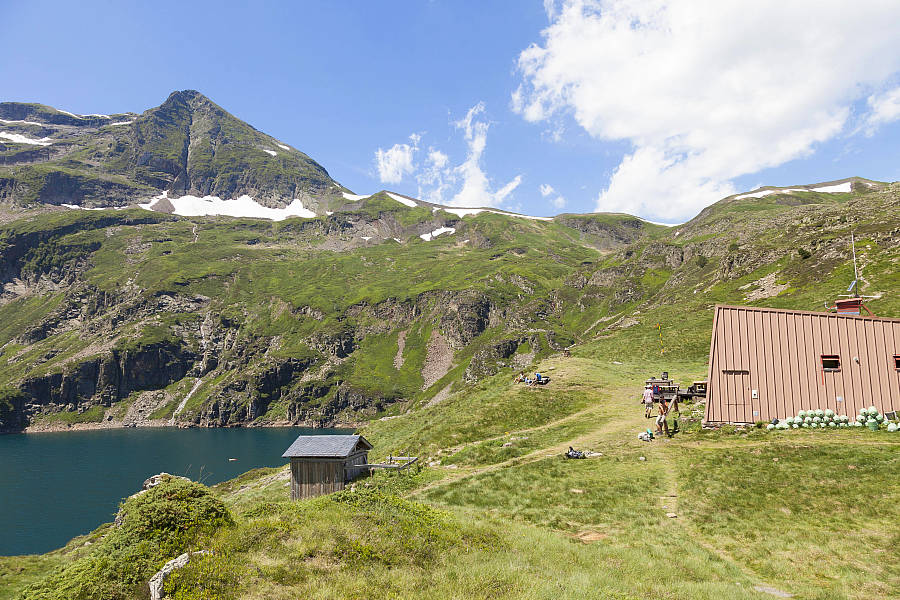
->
(722, 370), (752, 423)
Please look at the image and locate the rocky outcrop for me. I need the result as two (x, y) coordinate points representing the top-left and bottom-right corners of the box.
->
(440, 293), (495, 349)
(0, 213), (167, 285)
(197, 357), (315, 426)
(464, 335), (540, 382)
(19, 340), (196, 415)
(288, 383), (398, 426)
(0, 388), (27, 433)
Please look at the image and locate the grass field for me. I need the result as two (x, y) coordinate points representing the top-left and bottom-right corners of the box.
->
(5, 352), (896, 600)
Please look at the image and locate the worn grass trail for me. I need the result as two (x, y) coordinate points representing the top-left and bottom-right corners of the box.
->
(401, 356), (899, 600)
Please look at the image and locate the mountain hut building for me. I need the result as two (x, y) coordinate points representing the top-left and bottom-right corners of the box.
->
(704, 305), (900, 425)
(282, 434), (372, 500)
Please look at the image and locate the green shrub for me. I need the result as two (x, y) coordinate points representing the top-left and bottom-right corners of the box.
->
(797, 247), (811, 259)
(21, 477), (233, 600)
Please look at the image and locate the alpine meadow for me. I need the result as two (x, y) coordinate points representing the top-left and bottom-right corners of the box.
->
(1, 44), (899, 600)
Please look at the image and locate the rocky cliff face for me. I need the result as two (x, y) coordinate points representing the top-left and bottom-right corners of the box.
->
(19, 340), (195, 416)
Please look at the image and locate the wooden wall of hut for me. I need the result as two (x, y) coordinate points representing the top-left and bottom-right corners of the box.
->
(344, 451), (369, 481)
(289, 450), (370, 500)
(290, 459), (345, 500)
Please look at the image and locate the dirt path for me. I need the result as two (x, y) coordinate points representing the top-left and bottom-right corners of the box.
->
(411, 394), (641, 497)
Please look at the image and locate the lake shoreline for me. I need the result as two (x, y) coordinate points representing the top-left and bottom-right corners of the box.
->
(20, 418), (363, 434)
(0, 426), (354, 555)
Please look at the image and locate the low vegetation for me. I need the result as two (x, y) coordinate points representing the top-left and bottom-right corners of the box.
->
(5, 353), (896, 599)
(15, 477), (232, 600)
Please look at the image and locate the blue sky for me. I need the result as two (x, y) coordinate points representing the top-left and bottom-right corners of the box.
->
(4, 1), (900, 222)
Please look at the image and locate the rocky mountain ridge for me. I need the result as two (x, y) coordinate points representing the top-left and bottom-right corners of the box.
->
(0, 93), (897, 434)
(0, 90), (347, 215)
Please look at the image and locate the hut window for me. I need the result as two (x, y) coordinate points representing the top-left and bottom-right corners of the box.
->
(894, 355), (900, 370)
(821, 355), (841, 371)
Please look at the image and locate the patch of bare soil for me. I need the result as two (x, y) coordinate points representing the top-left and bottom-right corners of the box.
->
(393, 329), (408, 369)
(573, 530), (608, 543)
(741, 272), (788, 301)
(424, 383), (453, 408)
(421, 329), (453, 390)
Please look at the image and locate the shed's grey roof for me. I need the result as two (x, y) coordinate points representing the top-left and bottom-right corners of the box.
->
(282, 434), (372, 458)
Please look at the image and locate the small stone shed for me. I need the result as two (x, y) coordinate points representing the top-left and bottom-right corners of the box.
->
(282, 434), (372, 500)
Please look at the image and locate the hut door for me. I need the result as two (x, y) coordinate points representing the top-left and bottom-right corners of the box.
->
(722, 369), (752, 423)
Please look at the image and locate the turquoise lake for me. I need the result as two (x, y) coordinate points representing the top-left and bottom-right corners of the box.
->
(0, 427), (350, 556)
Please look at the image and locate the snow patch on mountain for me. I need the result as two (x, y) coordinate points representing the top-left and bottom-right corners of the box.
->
(387, 192), (417, 207)
(0, 132), (53, 146)
(276, 144), (290, 151)
(342, 192), (370, 201)
(61, 203), (127, 211)
(139, 191), (315, 221)
(734, 181), (855, 200)
(420, 227), (456, 241)
(0, 118), (45, 126)
(56, 110), (110, 119)
(810, 182), (852, 193)
(263, 149), (277, 157)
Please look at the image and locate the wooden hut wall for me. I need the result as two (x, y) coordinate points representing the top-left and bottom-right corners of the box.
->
(344, 451), (369, 481)
(705, 305), (900, 424)
(290, 458), (345, 500)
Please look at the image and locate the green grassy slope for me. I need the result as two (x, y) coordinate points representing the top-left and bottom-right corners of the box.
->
(5, 353), (896, 599)
(0, 181), (897, 432)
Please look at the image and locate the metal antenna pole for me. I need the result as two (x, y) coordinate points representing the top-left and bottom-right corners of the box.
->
(851, 232), (859, 281)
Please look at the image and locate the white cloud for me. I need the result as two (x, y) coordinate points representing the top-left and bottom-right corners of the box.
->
(379, 104), (523, 208)
(446, 103), (522, 207)
(374, 133), (420, 184)
(864, 85), (900, 134)
(540, 183), (566, 209)
(514, 0), (900, 221)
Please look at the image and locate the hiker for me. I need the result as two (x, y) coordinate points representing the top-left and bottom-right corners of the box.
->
(656, 398), (670, 436)
(534, 372), (542, 384)
(514, 372), (525, 384)
(641, 384), (654, 418)
(565, 446), (585, 459)
(669, 397), (680, 434)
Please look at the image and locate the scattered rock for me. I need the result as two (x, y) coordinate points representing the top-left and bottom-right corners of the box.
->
(639, 456), (646, 461)
(570, 488), (585, 494)
(752, 584), (793, 598)
(502, 442), (513, 447)
(666, 512), (677, 518)
(149, 551), (209, 600)
(141, 472), (191, 492)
